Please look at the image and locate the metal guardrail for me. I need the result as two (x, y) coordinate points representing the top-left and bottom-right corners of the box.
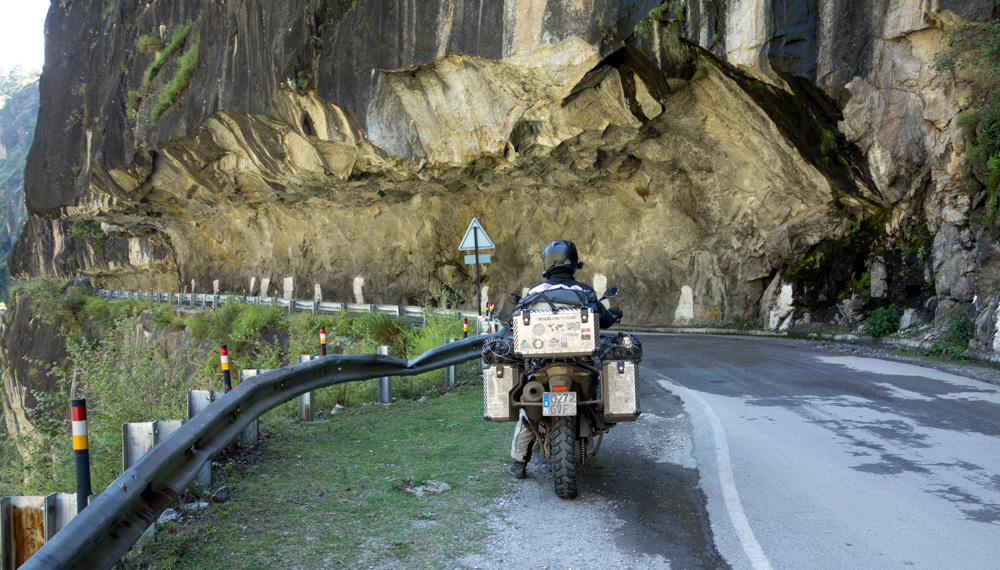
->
(21, 334), (490, 570)
(96, 289), (479, 321)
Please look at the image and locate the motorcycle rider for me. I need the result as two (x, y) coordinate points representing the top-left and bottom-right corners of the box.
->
(508, 240), (622, 479)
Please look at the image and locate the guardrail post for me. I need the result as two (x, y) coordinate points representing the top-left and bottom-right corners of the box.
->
(122, 421), (183, 473)
(445, 339), (456, 388)
(71, 399), (91, 514)
(377, 346), (392, 404)
(1, 493), (77, 569)
(295, 356), (317, 421)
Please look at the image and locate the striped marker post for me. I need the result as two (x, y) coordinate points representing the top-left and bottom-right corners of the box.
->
(320, 327), (327, 356)
(71, 399), (92, 513)
(221, 345), (232, 392)
(463, 318), (468, 339)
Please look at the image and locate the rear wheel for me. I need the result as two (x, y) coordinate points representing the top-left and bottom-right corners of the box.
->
(550, 415), (578, 499)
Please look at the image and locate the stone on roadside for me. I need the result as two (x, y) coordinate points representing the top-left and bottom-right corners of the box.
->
(157, 508), (181, 525)
(211, 485), (232, 503)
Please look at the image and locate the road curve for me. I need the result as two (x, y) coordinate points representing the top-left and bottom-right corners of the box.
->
(641, 333), (1000, 570)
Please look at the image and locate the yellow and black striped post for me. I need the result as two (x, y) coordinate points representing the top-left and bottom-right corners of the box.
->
(320, 327), (327, 356)
(221, 345), (232, 392)
(71, 398), (92, 513)
(463, 318), (468, 339)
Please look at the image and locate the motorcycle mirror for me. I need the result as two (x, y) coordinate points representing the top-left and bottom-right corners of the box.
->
(599, 285), (620, 301)
(507, 293), (522, 306)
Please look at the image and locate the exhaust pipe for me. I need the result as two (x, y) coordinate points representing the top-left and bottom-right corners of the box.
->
(523, 381), (544, 403)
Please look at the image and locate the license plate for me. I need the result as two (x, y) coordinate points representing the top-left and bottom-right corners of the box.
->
(542, 391), (577, 416)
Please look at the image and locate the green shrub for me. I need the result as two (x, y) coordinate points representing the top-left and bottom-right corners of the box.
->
(941, 302), (970, 357)
(288, 314), (338, 357)
(864, 305), (900, 338)
(143, 21), (193, 88)
(137, 32), (161, 55)
(151, 34), (199, 121)
(70, 220), (107, 249)
(126, 90), (143, 120)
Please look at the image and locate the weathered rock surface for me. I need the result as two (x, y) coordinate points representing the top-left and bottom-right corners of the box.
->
(6, 0), (1000, 348)
(0, 292), (67, 453)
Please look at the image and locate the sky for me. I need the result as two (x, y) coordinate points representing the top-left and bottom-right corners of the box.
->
(0, 0), (49, 74)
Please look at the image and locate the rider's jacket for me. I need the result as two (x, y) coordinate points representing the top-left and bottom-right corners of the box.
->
(525, 269), (619, 329)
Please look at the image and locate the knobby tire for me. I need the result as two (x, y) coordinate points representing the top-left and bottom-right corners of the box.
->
(551, 415), (578, 499)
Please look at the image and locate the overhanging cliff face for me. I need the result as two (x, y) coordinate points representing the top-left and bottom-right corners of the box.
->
(8, 1), (999, 341)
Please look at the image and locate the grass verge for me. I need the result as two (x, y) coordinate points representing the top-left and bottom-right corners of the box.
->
(117, 385), (511, 570)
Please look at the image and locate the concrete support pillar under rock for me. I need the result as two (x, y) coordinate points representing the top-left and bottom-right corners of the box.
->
(260, 278), (271, 299)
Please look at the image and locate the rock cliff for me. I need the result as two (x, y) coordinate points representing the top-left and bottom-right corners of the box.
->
(7, 1), (1000, 346)
(0, 73), (38, 300)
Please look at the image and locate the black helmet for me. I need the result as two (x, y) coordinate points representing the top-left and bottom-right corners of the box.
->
(541, 240), (583, 277)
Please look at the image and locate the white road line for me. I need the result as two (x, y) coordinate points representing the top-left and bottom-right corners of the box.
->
(649, 370), (775, 570)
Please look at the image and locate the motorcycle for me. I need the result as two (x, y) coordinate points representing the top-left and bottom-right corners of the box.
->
(482, 285), (642, 499)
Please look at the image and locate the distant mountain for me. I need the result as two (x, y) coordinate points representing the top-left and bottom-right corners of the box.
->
(0, 69), (40, 301)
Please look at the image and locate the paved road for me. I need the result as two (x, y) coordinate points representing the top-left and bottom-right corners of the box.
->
(639, 333), (1000, 570)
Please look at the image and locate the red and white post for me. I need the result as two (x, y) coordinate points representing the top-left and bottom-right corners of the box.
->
(221, 345), (232, 392)
(71, 399), (92, 513)
(320, 327), (327, 356)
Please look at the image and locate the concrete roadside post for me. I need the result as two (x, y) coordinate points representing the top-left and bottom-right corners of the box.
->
(445, 339), (456, 388)
(71, 399), (91, 514)
(260, 278), (270, 307)
(377, 346), (392, 404)
(284, 277), (294, 316)
(313, 284), (321, 315)
(213, 280), (220, 309)
(189, 279), (196, 308)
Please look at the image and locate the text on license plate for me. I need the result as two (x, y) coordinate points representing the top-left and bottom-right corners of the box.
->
(542, 391), (577, 416)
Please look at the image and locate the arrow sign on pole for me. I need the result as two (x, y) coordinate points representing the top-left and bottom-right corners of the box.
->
(458, 218), (495, 251)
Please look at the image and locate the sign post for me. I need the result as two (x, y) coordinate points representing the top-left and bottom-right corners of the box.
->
(459, 218), (495, 316)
